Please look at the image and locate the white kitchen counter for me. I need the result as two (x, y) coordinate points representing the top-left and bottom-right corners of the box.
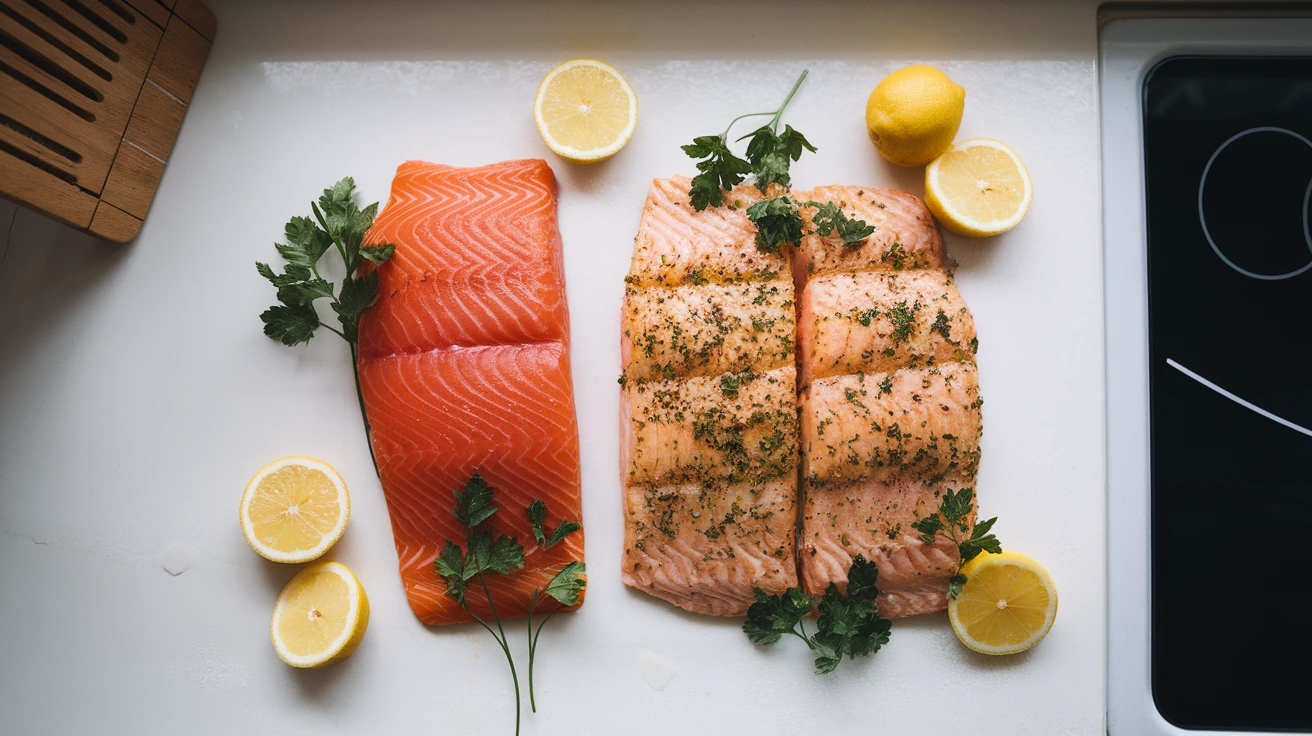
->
(0, 1), (1106, 733)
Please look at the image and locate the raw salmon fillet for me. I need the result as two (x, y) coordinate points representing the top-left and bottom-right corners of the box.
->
(357, 159), (584, 626)
(794, 184), (982, 618)
(620, 177), (798, 615)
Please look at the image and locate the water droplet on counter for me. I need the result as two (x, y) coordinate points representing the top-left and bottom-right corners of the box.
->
(160, 545), (191, 576)
(639, 649), (677, 691)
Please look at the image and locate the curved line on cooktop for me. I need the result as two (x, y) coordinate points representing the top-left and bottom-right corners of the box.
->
(1166, 358), (1312, 438)
(1197, 126), (1312, 281)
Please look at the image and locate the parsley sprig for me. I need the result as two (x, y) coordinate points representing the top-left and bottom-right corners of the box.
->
(911, 487), (1002, 598)
(745, 196), (805, 253)
(255, 177), (395, 475)
(744, 197), (877, 254)
(256, 177), (394, 346)
(808, 200), (876, 247)
(682, 70), (816, 211)
(743, 556), (892, 674)
(434, 475), (584, 735)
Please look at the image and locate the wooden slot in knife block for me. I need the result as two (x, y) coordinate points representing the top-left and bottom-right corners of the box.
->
(0, 0), (215, 242)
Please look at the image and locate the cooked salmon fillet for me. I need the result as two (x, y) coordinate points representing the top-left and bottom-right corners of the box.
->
(625, 477), (797, 616)
(627, 176), (775, 287)
(792, 185), (945, 285)
(800, 364), (981, 487)
(799, 365), (981, 617)
(801, 477), (968, 617)
(358, 159), (584, 626)
(797, 269), (977, 386)
(621, 177), (798, 615)
(622, 367), (798, 486)
(621, 280), (795, 383)
(795, 185), (981, 617)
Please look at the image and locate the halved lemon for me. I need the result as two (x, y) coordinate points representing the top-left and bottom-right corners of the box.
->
(271, 561), (369, 668)
(948, 551), (1057, 655)
(240, 455), (349, 564)
(534, 58), (637, 163)
(924, 138), (1033, 237)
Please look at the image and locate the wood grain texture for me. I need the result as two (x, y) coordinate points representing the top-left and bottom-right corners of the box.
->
(123, 0), (173, 28)
(87, 200), (143, 243)
(0, 149), (96, 228)
(0, 0), (213, 242)
(149, 17), (210, 104)
(174, 0), (216, 40)
(101, 139), (165, 219)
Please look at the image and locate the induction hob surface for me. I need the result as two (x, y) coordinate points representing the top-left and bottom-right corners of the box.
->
(1143, 56), (1312, 731)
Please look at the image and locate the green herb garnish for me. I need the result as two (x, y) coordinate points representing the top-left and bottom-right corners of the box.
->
(743, 122), (816, 191)
(720, 374), (741, 398)
(808, 201), (876, 247)
(930, 309), (952, 339)
(746, 196), (805, 253)
(910, 487), (1001, 598)
(885, 300), (920, 345)
(682, 70), (815, 211)
(528, 499), (582, 549)
(434, 475), (584, 735)
(743, 556), (891, 674)
(256, 177), (394, 346)
(255, 177), (395, 475)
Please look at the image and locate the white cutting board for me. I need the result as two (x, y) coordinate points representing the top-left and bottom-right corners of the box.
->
(0, 1), (1105, 733)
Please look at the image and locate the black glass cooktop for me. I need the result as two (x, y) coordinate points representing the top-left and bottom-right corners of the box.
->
(1144, 56), (1312, 732)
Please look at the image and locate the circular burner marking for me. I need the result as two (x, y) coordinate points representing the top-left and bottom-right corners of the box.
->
(1198, 126), (1312, 281)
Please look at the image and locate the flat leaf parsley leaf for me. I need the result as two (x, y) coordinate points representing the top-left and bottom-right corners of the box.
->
(255, 177), (396, 479)
(912, 487), (1003, 598)
(742, 555), (892, 674)
(527, 499), (582, 549)
(746, 196), (805, 253)
(682, 136), (754, 211)
(435, 481), (585, 734)
(742, 123), (816, 190)
(682, 70), (815, 211)
(808, 200), (876, 247)
(256, 177), (394, 346)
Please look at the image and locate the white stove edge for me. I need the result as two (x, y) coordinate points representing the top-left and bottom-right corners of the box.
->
(1101, 16), (1312, 736)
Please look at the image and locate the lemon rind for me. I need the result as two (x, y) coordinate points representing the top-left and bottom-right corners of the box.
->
(239, 455), (350, 564)
(533, 58), (638, 163)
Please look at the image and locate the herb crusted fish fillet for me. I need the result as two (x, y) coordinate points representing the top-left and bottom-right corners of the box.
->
(358, 159), (585, 626)
(794, 184), (982, 618)
(620, 178), (982, 621)
(621, 176), (799, 615)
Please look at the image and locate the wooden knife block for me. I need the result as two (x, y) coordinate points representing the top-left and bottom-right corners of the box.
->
(0, 0), (215, 242)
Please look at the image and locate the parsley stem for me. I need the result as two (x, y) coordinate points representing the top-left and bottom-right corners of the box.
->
(767, 69), (809, 132)
(479, 572), (521, 736)
(348, 342), (381, 479)
(792, 619), (813, 648)
(524, 590), (535, 713)
(720, 110), (777, 139)
(732, 69), (811, 142)
(528, 598), (564, 714)
(464, 606), (520, 736)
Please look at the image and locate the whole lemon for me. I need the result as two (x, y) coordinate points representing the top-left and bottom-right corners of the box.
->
(865, 65), (966, 167)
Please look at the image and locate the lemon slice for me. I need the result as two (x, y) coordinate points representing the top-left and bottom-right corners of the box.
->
(534, 58), (637, 163)
(924, 138), (1033, 237)
(948, 551), (1057, 655)
(240, 456), (349, 564)
(271, 561), (369, 668)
